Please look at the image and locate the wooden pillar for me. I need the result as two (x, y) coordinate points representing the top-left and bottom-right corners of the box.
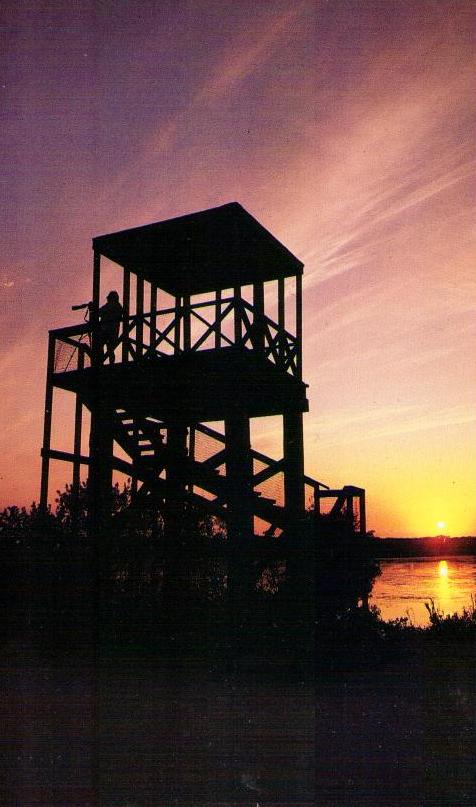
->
(278, 277), (285, 331)
(233, 286), (241, 345)
(71, 346), (84, 528)
(150, 284), (157, 354)
(188, 426), (195, 496)
(296, 273), (302, 379)
(346, 493), (354, 530)
(215, 290), (222, 349)
(313, 483), (321, 519)
(91, 252), (102, 368)
(283, 410), (305, 525)
(225, 412), (253, 543)
(278, 277), (285, 365)
(183, 294), (191, 350)
(359, 491), (366, 536)
(39, 333), (56, 511)
(122, 268), (130, 363)
(136, 275), (144, 357)
(88, 396), (114, 538)
(92, 250), (101, 309)
(252, 282), (265, 354)
(174, 296), (182, 353)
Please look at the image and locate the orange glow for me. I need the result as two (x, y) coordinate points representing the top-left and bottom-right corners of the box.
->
(438, 560), (449, 578)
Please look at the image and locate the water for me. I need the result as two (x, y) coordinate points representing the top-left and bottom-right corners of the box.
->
(370, 556), (476, 626)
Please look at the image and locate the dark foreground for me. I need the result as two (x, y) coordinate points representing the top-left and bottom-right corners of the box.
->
(2, 626), (474, 807)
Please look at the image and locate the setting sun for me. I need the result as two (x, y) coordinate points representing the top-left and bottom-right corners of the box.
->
(436, 521), (446, 532)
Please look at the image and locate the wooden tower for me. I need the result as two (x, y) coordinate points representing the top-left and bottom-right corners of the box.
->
(40, 202), (365, 548)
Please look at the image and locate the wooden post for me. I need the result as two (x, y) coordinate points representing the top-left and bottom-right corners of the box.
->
(39, 333), (56, 511)
(215, 290), (222, 349)
(313, 483), (321, 519)
(122, 268), (130, 363)
(88, 396), (114, 539)
(91, 251), (102, 368)
(296, 273), (302, 379)
(359, 491), (366, 536)
(92, 250), (101, 309)
(150, 283), (157, 354)
(174, 296), (182, 353)
(252, 282), (265, 354)
(188, 426), (195, 496)
(283, 410), (305, 525)
(71, 346), (84, 528)
(225, 412), (253, 543)
(346, 493), (354, 530)
(183, 294), (191, 350)
(233, 286), (241, 345)
(278, 277), (285, 365)
(278, 277), (285, 331)
(136, 275), (144, 357)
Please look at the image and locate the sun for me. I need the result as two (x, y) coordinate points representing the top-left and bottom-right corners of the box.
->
(436, 520), (446, 532)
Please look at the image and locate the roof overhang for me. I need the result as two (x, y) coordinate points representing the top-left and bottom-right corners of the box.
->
(92, 202), (303, 296)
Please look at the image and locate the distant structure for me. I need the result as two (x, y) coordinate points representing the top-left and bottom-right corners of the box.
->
(40, 203), (365, 546)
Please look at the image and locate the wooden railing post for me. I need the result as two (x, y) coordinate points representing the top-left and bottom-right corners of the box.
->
(215, 290), (222, 348)
(183, 294), (191, 350)
(136, 276), (144, 357)
(174, 296), (182, 353)
(296, 273), (302, 379)
(150, 284), (157, 353)
(122, 268), (130, 363)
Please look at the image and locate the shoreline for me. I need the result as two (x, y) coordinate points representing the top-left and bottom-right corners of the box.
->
(370, 535), (476, 558)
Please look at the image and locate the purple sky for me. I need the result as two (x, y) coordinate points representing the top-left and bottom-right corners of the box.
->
(1, 0), (475, 535)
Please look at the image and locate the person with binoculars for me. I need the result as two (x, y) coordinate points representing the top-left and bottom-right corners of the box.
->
(72, 290), (123, 364)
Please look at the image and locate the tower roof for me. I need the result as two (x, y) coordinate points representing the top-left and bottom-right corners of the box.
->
(93, 202), (303, 296)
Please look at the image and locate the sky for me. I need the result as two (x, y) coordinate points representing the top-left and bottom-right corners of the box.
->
(1, 0), (475, 536)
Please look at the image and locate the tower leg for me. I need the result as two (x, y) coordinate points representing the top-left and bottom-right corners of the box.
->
(161, 423), (188, 619)
(283, 410), (305, 526)
(40, 334), (55, 511)
(225, 412), (253, 543)
(225, 412), (254, 642)
(88, 397), (114, 539)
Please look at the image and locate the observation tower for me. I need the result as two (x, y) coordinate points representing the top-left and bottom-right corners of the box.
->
(40, 203), (365, 549)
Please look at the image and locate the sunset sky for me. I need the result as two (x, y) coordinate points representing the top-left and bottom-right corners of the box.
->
(1, 0), (475, 536)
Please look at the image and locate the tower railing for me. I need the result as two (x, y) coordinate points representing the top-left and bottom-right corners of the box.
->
(50, 296), (300, 377)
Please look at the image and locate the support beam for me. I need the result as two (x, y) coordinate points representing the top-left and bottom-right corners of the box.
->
(71, 346), (84, 527)
(252, 282), (265, 354)
(225, 412), (253, 543)
(215, 290), (222, 349)
(174, 296), (181, 353)
(183, 294), (191, 350)
(92, 250), (101, 309)
(150, 283), (157, 353)
(295, 273), (302, 379)
(283, 410), (305, 525)
(233, 286), (241, 345)
(359, 491), (366, 536)
(278, 277), (285, 364)
(136, 275), (144, 357)
(39, 333), (56, 511)
(122, 268), (130, 363)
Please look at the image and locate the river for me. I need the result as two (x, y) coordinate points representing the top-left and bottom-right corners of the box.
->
(370, 556), (476, 626)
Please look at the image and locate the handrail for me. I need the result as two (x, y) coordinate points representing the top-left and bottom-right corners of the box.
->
(50, 296), (301, 378)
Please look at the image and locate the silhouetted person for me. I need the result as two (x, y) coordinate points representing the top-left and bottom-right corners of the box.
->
(98, 290), (123, 363)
